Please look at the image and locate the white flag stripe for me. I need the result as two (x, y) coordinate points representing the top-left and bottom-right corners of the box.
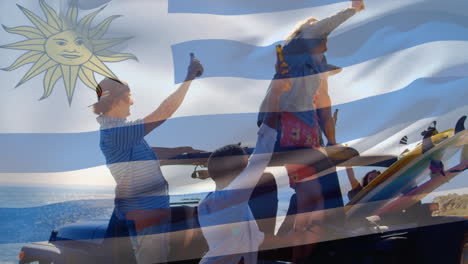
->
(0, 165), (214, 194)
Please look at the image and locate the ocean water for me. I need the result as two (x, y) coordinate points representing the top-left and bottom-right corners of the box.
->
(0, 185), (115, 208)
(1, 179), (464, 263)
(0, 184), (293, 263)
(0, 185), (115, 263)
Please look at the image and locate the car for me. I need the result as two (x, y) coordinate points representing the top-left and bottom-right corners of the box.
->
(18, 121), (467, 264)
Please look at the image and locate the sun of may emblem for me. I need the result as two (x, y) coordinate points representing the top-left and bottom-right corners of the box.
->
(1, 0), (137, 104)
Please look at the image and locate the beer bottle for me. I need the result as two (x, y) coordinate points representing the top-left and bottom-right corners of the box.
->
(275, 44), (289, 77)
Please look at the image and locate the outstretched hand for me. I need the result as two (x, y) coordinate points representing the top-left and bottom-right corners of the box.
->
(352, 0), (365, 12)
(186, 53), (204, 81)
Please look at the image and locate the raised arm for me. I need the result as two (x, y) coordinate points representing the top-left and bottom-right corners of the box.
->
(302, 0), (364, 40)
(345, 167), (361, 190)
(143, 54), (203, 135)
(345, 166), (364, 201)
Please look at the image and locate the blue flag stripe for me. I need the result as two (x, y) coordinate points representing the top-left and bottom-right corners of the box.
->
(326, 11), (468, 60)
(168, 0), (347, 15)
(168, 0), (468, 19)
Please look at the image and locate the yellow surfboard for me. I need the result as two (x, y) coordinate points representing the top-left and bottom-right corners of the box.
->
(346, 129), (455, 209)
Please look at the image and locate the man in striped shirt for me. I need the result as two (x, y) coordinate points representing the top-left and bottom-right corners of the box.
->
(94, 54), (203, 264)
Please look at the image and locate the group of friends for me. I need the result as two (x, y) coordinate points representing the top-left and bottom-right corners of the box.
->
(94, 1), (368, 263)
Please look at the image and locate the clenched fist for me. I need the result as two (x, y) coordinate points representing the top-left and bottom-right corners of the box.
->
(352, 0), (365, 12)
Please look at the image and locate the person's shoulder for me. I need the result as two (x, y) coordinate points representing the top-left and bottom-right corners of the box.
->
(199, 192), (215, 205)
(126, 118), (145, 125)
(98, 116), (144, 128)
(197, 193), (217, 217)
(258, 172), (277, 186)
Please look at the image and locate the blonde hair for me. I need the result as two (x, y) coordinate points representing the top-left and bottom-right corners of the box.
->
(285, 17), (318, 41)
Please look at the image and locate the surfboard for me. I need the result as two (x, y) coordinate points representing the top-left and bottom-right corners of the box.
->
(346, 129), (467, 217)
(374, 158), (467, 216)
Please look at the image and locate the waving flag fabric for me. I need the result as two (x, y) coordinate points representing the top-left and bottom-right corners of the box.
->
(0, 0), (467, 259)
(0, 0), (466, 172)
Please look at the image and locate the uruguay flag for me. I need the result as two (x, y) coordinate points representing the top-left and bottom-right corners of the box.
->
(0, 0), (467, 262)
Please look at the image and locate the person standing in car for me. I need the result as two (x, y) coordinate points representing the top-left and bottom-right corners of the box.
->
(94, 54), (203, 264)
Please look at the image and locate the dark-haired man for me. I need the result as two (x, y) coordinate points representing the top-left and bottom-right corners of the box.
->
(196, 75), (316, 264)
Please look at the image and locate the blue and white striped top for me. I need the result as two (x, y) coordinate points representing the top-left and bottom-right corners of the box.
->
(97, 116), (169, 217)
